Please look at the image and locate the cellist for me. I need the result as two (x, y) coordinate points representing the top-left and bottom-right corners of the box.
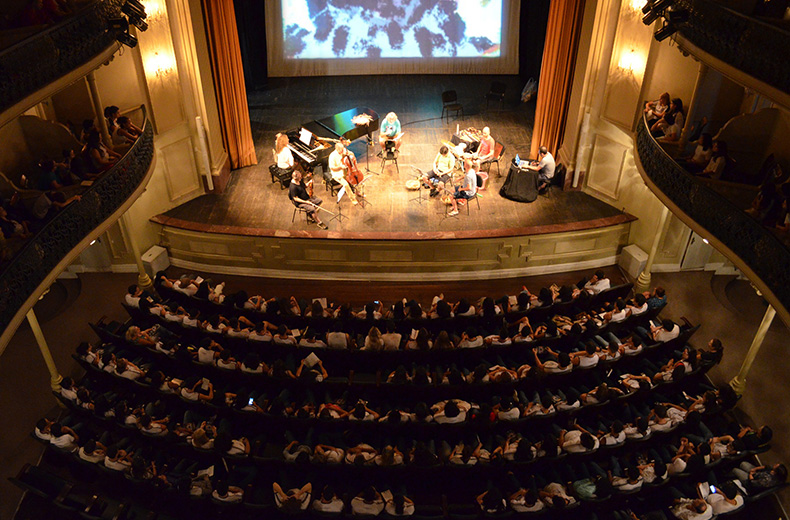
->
(328, 142), (359, 205)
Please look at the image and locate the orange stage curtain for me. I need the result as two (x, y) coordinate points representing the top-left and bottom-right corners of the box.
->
(530, 0), (586, 159)
(202, 0), (257, 169)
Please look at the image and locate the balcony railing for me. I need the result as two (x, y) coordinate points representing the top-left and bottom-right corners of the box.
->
(675, 0), (790, 94)
(0, 0), (124, 116)
(635, 114), (790, 318)
(0, 107), (154, 337)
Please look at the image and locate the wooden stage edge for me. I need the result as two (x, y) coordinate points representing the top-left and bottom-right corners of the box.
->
(153, 211), (637, 282)
(150, 213), (637, 241)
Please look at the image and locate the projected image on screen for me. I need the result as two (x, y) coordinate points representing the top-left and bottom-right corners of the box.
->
(283, 0), (502, 59)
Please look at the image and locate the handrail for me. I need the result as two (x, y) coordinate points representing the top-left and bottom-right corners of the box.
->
(0, 0), (124, 116)
(675, 0), (790, 94)
(0, 106), (154, 336)
(634, 113), (790, 323)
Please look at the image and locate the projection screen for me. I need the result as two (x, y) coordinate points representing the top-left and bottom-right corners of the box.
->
(265, 0), (520, 76)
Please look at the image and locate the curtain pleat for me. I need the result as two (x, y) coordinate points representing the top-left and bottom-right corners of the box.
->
(202, 0), (257, 169)
(530, 0), (586, 159)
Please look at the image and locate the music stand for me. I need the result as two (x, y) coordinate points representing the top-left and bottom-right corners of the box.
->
(409, 166), (428, 205)
(328, 186), (348, 224)
(354, 175), (373, 208)
(363, 122), (377, 175)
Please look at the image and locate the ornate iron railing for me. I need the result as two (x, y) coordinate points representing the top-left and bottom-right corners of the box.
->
(0, 0), (124, 115)
(0, 108), (154, 334)
(675, 0), (790, 94)
(635, 115), (790, 315)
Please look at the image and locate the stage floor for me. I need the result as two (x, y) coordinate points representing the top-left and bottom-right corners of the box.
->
(154, 75), (633, 239)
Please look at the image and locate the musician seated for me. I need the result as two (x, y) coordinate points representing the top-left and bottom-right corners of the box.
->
(448, 159), (478, 216)
(526, 146), (556, 192)
(424, 145), (455, 197)
(328, 143), (359, 205)
(289, 171), (328, 229)
(474, 127), (495, 190)
(379, 112), (402, 150)
(275, 133), (295, 175)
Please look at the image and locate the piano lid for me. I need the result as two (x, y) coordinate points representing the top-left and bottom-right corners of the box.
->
(313, 107), (380, 142)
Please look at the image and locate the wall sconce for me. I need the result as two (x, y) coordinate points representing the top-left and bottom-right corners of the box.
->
(628, 0), (647, 13)
(148, 51), (175, 78)
(141, 0), (165, 22)
(617, 48), (644, 74)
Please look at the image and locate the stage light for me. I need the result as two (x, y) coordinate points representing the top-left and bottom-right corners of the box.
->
(122, 0), (147, 19)
(666, 7), (689, 24)
(117, 31), (138, 48)
(107, 17), (128, 32)
(654, 22), (678, 41)
(642, 0), (674, 24)
(122, 0), (148, 31)
(642, 0), (654, 14)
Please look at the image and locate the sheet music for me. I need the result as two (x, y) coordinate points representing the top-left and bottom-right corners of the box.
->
(299, 127), (313, 146)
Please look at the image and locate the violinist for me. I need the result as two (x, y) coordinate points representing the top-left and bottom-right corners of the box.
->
(289, 171), (328, 229)
(328, 142), (359, 205)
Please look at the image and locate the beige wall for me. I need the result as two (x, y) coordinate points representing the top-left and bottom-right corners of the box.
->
(641, 38), (701, 119)
(51, 80), (95, 126)
(93, 47), (148, 114)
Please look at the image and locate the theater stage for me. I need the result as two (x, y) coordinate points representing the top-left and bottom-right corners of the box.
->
(152, 75), (636, 280)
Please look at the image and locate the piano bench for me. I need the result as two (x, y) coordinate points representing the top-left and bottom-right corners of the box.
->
(269, 164), (291, 190)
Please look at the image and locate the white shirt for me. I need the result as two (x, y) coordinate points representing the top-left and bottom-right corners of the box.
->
(655, 324), (680, 342)
(277, 146), (294, 169)
(350, 497), (385, 516)
(329, 149), (345, 178)
(707, 493), (743, 514)
(313, 498), (345, 513)
(584, 278), (610, 294)
(536, 152), (555, 179)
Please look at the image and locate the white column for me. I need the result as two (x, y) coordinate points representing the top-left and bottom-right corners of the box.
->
(120, 212), (154, 293)
(730, 304), (776, 395)
(635, 205), (670, 293)
(26, 308), (63, 393)
(85, 72), (113, 148)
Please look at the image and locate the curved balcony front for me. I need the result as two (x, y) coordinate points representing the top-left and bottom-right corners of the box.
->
(0, 107), (155, 350)
(0, 0), (123, 127)
(674, 0), (790, 101)
(633, 114), (790, 326)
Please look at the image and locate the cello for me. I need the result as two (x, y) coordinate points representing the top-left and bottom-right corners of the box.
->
(343, 149), (364, 188)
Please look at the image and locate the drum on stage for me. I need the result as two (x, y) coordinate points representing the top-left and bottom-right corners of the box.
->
(405, 179), (421, 190)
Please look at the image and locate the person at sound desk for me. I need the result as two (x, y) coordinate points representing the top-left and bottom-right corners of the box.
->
(525, 146), (555, 193)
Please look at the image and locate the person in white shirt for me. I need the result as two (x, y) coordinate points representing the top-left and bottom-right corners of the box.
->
(328, 142), (358, 205)
(381, 321), (402, 350)
(583, 270), (610, 294)
(350, 486), (385, 516)
(173, 276), (198, 296)
(212, 480), (244, 503)
(385, 493), (415, 517)
(526, 145), (556, 192)
(706, 482), (744, 514)
(670, 497), (713, 520)
(432, 399), (470, 424)
(49, 422), (80, 452)
(313, 485), (345, 513)
(275, 133), (295, 174)
(627, 293), (649, 315)
(651, 319), (680, 342)
(560, 427), (599, 453)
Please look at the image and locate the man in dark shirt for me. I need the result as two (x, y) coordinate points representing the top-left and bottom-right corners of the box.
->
(289, 171), (327, 229)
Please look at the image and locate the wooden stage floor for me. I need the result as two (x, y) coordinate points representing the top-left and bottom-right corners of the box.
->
(154, 75), (633, 239)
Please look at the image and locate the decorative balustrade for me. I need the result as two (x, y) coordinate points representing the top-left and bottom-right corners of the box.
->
(0, 0), (124, 115)
(0, 108), (153, 335)
(675, 0), (790, 94)
(635, 114), (790, 316)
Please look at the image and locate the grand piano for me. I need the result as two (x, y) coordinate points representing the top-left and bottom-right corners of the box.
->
(285, 107), (380, 173)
